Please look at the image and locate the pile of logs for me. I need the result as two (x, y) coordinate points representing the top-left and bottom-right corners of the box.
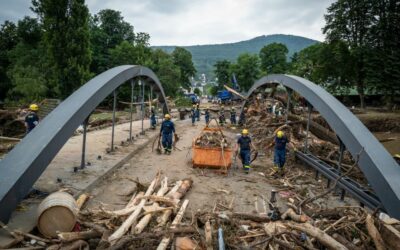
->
(194, 131), (230, 148)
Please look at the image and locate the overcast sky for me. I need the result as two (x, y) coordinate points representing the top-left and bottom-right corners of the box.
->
(0, 0), (335, 46)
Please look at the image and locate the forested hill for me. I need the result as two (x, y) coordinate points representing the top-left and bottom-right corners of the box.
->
(153, 34), (319, 77)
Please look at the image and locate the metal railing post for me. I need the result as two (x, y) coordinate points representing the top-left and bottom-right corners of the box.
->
(80, 116), (89, 169)
(129, 79), (135, 142)
(304, 102), (312, 152)
(140, 79), (144, 134)
(111, 90), (117, 151)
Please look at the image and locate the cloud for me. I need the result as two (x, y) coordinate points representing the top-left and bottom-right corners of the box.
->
(0, 0), (335, 45)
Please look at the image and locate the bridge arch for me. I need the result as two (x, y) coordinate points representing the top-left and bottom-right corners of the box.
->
(242, 74), (400, 218)
(0, 65), (169, 223)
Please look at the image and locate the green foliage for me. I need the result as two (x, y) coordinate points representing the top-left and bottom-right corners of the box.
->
(174, 96), (192, 107)
(232, 53), (261, 91)
(213, 60), (231, 89)
(6, 17), (47, 101)
(172, 47), (196, 89)
(209, 85), (219, 96)
(32, 0), (92, 98)
(149, 49), (181, 97)
(89, 9), (136, 74)
(0, 21), (18, 100)
(193, 87), (201, 96)
(259, 43), (288, 74)
(323, 0), (374, 108)
(155, 34), (318, 78)
(7, 65), (47, 101)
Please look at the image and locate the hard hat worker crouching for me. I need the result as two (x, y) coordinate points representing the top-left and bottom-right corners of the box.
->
(160, 114), (175, 154)
(235, 129), (256, 174)
(25, 104), (40, 134)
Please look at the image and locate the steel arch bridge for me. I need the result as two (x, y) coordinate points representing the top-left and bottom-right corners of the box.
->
(241, 74), (400, 219)
(0, 65), (169, 223)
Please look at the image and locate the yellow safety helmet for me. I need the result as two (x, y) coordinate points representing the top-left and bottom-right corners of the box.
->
(394, 154), (400, 159)
(29, 104), (39, 111)
(164, 114), (171, 119)
(242, 129), (249, 135)
(277, 131), (284, 138)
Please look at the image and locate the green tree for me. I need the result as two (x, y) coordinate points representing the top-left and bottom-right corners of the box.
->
(366, 0), (400, 109)
(0, 21), (18, 100)
(194, 87), (201, 96)
(232, 53), (260, 91)
(149, 49), (181, 97)
(89, 9), (135, 74)
(259, 43), (288, 74)
(32, 0), (92, 98)
(172, 47), (196, 89)
(213, 60), (231, 89)
(209, 85), (219, 96)
(6, 17), (47, 101)
(323, 0), (374, 108)
(289, 41), (354, 95)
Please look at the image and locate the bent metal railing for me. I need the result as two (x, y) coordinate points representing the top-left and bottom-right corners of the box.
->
(0, 65), (169, 223)
(241, 74), (400, 219)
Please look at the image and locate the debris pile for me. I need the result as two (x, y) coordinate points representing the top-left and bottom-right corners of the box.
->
(194, 130), (230, 148)
(243, 95), (368, 184)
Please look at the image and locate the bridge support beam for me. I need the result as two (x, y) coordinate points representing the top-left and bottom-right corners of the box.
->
(241, 74), (400, 219)
(111, 90), (117, 151)
(0, 65), (169, 223)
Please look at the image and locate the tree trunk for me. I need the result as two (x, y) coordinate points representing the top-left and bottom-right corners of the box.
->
(156, 199), (190, 250)
(365, 214), (386, 250)
(287, 222), (347, 250)
(157, 179), (193, 227)
(134, 177), (169, 234)
(108, 172), (161, 244)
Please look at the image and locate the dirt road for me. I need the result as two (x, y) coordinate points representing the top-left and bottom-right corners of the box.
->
(86, 119), (357, 216)
(86, 119), (284, 214)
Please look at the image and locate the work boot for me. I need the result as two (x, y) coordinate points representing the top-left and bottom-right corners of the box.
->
(244, 165), (251, 174)
(164, 149), (168, 154)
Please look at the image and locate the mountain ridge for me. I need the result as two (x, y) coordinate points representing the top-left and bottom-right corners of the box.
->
(153, 34), (319, 78)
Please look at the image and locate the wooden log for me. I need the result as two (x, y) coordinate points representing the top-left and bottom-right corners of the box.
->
(59, 240), (89, 250)
(287, 222), (347, 250)
(134, 177), (169, 234)
(380, 223), (400, 250)
(175, 237), (198, 250)
(108, 227), (196, 250)
(106, 191), (144, 216)
(76, 194), (89, 210)
(108, 172), (161, 244)
(332, 233), (362, 250)
(230, 212), (270, 223)
(157, 199), (190, 250)
(205, 220), (213, 250)
(157, 179), (192, 227)
(365, 214), (386, 250)
(13, 230), (53, 243)
(0, 136), (21, 141)
(138, 195), (178, 208)
(281, 208), (310, 223)
(288, 114), (339, 145)
(57, 230), (101, 242)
